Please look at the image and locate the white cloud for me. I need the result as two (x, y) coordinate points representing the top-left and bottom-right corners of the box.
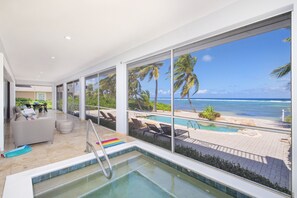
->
(197, 89), (208, 94)
(158, 89), (170, 95)
(202, 55), (213, 62)
(210, 89), (229, 95)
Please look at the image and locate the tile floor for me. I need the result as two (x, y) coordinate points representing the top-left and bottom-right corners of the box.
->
(0, 110), (135, 197)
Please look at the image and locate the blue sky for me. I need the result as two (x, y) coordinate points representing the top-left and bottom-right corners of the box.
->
(139, 28), (291, 99)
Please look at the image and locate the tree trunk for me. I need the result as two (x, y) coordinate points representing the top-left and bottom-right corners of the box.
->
(135, 94), (143, 111)
(154, 80), (158, 112)
(187, 93), (196, 113)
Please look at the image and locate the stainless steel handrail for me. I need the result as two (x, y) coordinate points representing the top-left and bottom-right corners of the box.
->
(85, 119), (113, 179)
(187, 120), (200, 130)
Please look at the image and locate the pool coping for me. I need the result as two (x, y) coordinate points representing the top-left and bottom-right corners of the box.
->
(3, 140), (289, 198)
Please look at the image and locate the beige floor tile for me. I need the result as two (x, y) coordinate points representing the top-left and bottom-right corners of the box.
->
(0, 110), (135, 196)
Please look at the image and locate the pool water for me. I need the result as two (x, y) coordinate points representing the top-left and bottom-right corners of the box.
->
(33, 151), (233, 198)
(147, 115), (239, 133)
(83, 171), (173, 198)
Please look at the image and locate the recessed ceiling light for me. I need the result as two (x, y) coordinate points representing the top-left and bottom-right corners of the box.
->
(64, 36), (71, 40)
(51, 56), (55, 59)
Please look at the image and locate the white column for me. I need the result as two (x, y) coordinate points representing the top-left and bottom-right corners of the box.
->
(51, 85), (56, 110)
(291, 6), (297, 198)
(79, 76), (86, 120)
(63, 82), (67, 113)
(116, 62), (127, 134)
(10, 81), (15, 117)
(0, 53), (4, 151)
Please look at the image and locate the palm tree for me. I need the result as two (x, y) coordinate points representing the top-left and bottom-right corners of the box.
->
(139, 90), (152, 111)
(174, 54), (199, 112)
(271, 37), (291, 79)
(138, 62), (163, 111)
(99, 73), (116, 97)
(128, 67), (143, 110)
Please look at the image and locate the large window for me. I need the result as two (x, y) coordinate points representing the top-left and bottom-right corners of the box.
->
(85, 68), (116, 131)
(56, 84), (63, 111)
(128, 52), (171, 150)
(99, 69), (116, 130)
(127, 13), (292, 194)
(85, 74), (99, 123)
(67, 80), (80, 117)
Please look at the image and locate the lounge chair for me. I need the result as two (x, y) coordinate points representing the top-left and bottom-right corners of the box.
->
(100, 111), (112, 120)
(159, 123), (190, 138)
(131, 118), (143, 129)
(107, 113), (116, 122)
(145, 123), (163, 138)
(131, 118), (149, 133)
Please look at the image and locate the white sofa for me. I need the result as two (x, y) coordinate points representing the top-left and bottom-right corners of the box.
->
(11, 115), (55, 148)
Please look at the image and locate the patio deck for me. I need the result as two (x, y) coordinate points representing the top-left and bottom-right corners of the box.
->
(136, 116), (292, 190)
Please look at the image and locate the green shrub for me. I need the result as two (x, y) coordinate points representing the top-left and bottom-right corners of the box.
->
(16, 98), (33, 107)
(128, 100), (171, 112)
(128, 99), (153, 111)
(199, 105), (220, 121)
(175, 146), (290, 194)
(99, 96), (116, 109)
(285, 115), (292, 123)
(153, 102), (171, 111)
(16, 98), (52, 109)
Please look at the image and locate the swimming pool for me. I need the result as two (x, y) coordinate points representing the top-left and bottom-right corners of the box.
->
(32, 147), (247, 198)
(4, 141), (284, 198)
(146, 115), (239, 133)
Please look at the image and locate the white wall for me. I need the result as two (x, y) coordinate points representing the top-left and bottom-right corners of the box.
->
(291, 3), (297, 197)
(116, 62), (127, 134)
(79, 76), (85, 120)
(0, 53), (4, 151)
(63, 82), (67, 113)
(0, 51), (15, 151)
(51, 85), (56, 110)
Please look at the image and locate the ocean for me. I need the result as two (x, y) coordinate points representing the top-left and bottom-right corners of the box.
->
(156, 98), (291, 121)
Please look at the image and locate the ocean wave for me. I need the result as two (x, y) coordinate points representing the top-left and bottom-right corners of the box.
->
(158, 98), (291, 103)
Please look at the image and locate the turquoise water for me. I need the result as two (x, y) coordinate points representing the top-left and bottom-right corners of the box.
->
(83, 171), (173, 198)
(34, 152), (233, 198)
(147, 115), (239, 133)
(156, 98), (291, 121)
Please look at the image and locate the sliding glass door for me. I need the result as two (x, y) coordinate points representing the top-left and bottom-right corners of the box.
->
(127, 52), (171, 150)
(56, 84), (63, 111)
(85, 68), (116, 130)
(86, 74), (99, 123)
(67, 80), (80, 117)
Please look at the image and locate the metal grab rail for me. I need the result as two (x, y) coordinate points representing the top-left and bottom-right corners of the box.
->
(187, 120), (200, 130)
(85, 119), (113, 179)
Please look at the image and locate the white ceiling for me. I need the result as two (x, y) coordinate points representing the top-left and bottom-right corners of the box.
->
(0, 0), (237, 83)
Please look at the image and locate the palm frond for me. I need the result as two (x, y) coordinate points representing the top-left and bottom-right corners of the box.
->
(283, 37), (291, 42)
(271, 63), (291, 78)
(174, 80), (184, 93)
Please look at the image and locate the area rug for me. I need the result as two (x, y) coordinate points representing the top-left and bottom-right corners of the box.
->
(96, 138), (125, 148)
